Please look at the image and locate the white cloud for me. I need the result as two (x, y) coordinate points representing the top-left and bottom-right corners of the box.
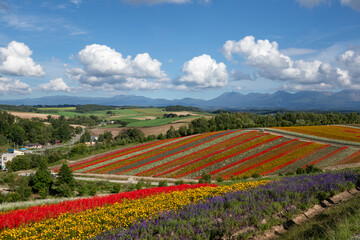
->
(70, 0), (82, 6)
(295, 0), (328, 8)
(296, 0), (360, 10)
(338, 50), (360, 84)
(1, 12), (87, 36)
(177, 54), (228, 89)
(39, 78), (71, 92)
(222, 36), (335, 86)
(0, 77), (31, 95)
(67, 44), (168, 90)
(0, 41), (45, 77)
(222, 35), (360, 92)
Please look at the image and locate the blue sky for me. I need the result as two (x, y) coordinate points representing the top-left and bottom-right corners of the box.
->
(0, 0), (359, 100)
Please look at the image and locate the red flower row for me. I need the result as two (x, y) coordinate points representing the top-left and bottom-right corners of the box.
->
(116, 130), (239, 175)
(151, 131), (259, 177)
(0, 183), (215, 231)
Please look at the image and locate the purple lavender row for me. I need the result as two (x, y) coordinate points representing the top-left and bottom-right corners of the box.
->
(95, 171), (358, 240)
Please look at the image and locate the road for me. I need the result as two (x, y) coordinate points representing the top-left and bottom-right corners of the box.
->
(31, 128), (86, 153)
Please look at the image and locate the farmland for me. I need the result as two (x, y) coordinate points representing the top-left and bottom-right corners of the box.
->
(67, 129), (360, 179)
(37, 107), (209, 128)
(0, 171), (358, 239)
(271, 125), (360, 145)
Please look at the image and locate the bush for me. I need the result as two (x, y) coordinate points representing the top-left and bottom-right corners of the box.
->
(38, 187), (48, 199)
(89, 186), (97, 196)
(158, 180), (168, 187)
(77, 184), (88, 196)
(175, 180), (184, 186)
(305, 165), (322, 174)
(216, 177), (224, 183)
(285, 172), (295, 176)
(136, 181), (143, 190)
(296, 168), (306, 175)
(252, 173), (260, 179)
(242, 175), (249, 180)
(111, 184), (121, 193)
(200, 173), (212, 183)
(54, 183), (73, 197)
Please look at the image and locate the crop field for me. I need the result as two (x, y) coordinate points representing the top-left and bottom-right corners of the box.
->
(272, 125), (360, 144)
(0, 171), (357, 239)
(67, 130), (360, 179)
(34, 107), (210, 128)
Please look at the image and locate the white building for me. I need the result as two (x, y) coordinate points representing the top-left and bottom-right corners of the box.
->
(0, 149), (25, 170)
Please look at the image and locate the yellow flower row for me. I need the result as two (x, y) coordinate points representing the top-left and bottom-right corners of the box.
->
(1, 181), (270, 240)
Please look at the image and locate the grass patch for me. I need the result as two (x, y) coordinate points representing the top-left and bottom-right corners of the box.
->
(279, 193), (360, 240)
(127, 117), (192, 127)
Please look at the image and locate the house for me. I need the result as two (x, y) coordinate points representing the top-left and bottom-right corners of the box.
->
(25, 143), (43, 149)
(0, 149), (25, 170)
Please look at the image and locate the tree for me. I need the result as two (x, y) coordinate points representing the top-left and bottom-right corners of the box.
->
(8, 125), (25, 146)
(166, 126), (180, 139)
(57, 163), (75, 190)
(31, 159), (52, 194)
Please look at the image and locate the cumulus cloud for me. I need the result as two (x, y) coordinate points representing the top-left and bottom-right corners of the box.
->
(177, 54), (228, 89)
(222, 35), (360, 91)
(296, 0), (360, 10)
(39, 78), (71, 92)
(0, 77), (31, 95)
(337, 50), (360, 86)
(0, 41), (45, 77)
(67, 44), (168, 90)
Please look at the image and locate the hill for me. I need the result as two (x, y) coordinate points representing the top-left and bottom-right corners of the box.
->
(67, 129), (360, 179)
(3, 90), (360, 111)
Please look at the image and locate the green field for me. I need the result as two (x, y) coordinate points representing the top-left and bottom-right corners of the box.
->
(36, 107), (209, 128)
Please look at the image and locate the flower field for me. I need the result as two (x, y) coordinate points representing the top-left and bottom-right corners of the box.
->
(95, 171), (357, 239)
(67, 129), (360, 179)
(0, 181), (270, 239)
(272, 125), (360, 144)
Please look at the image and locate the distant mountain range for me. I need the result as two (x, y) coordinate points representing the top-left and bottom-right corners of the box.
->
(2, 90), (360, 111)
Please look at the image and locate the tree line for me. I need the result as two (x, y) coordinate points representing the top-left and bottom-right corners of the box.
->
(0, 111), (74, 146)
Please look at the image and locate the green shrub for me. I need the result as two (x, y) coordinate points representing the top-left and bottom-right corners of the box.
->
(216, 177), (224, 183)
(175, 180), (184, 186)
(89, 186), (97, 196)
(305, 165), (322, 174)
(111, 184), (121, 193)
(296, 168), (306, 175)
(242, 175), (249, 180)
(200, 173), (212, 183)
(252, 173), (260, 179)
(158, 180), (168, 187)
(136, 181), (143, 190)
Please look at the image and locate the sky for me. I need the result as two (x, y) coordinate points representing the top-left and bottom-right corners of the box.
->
(0, 0), (360, 101)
